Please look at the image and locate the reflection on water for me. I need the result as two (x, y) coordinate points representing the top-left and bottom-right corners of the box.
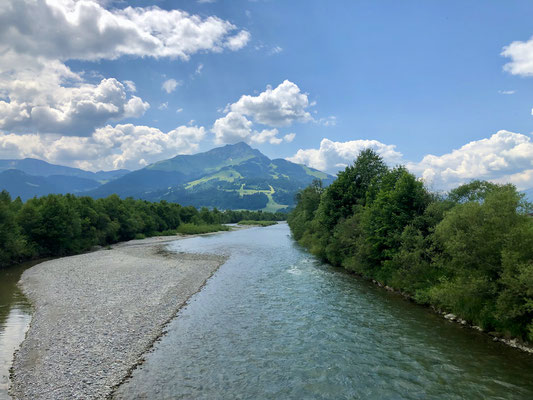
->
(117, 223), (533, 399)
(0, 261), (39, 400)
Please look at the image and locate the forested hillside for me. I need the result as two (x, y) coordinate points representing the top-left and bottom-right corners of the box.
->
(288, 149), (533, 343)
(0, 191), (285, 268)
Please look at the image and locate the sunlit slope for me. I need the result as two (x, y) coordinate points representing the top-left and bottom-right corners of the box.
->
(90, 142), (334, 210)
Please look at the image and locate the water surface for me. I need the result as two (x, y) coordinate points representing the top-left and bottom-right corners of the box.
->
(117, 223), (533, 399)
(0, 261), (37, 400)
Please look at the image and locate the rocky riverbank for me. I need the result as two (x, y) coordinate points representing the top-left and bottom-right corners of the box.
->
(9, 234), (228, 400)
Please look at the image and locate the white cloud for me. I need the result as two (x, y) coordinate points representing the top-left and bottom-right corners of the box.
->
(212, 112), (254, 144)
(1, 0), (251, 62)
(251, 129), (282, 145)
(287, 138), (403, 174)
(195, 63), (204, 75)
(123, 80), (137, 92)
(269, 46), (283, 55)
(0, 123), (206, 171)
(288, 131), (533, 190)
(225, 30), (251, 51)
(212, 80), (312, 146)
(162, 79), (181, 94)
(0, 75), (150, 135)
(283, 133), (296, 143)
(498, 90), (516, 95)
(227, 80), (312, 127)
(407, 130), (533, 190)
(212, 112), (290, 146)
(0, 0), (249, 140)
(502, 36), (533, 76)
(176, 108), (183, 113)
(158, 102), (168, 110)
(318, 116), (337, 127)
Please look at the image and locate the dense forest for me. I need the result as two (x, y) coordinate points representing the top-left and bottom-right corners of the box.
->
(0, 191), (285, 268)
(288, 149), (533, 343)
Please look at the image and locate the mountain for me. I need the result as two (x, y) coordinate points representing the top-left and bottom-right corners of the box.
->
(0, 158), (129, 182)
(0, 159), (129, 200)
(90, 142), (334, 211)
(0, 170), (101, 201)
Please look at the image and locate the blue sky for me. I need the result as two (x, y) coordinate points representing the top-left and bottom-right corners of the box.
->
(2, 0), (533, 191)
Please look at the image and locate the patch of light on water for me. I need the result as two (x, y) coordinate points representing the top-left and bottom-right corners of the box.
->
(0, 309), (31, 399)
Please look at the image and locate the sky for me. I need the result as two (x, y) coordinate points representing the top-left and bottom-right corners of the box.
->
(2, 0), (533, 191)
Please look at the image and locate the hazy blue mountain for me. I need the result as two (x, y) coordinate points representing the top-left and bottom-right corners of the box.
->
(0, 170), (100, 201)
(90, 142), (334, 211)
(0, 158), (129, 182)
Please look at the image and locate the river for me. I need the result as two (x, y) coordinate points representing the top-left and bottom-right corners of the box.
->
(115, 223), (533, 399)
(1, 224), (533, 399)
(0, 261), (37, 400)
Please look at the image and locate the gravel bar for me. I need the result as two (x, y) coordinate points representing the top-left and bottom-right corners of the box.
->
(9, 234), (228, 400)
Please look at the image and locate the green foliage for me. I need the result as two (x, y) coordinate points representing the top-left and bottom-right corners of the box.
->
(0, 191), (286, 268)
(289, 149), (533, 343)
(237, 220), (277, 226)
(176, 223), (230, 235)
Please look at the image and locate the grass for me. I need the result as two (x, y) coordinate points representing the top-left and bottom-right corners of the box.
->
(238, 220), (278, 227)
(185, 169), (243, 189)
(176, 223), (230, 235)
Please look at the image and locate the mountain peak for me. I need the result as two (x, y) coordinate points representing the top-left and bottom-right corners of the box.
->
(225, 141), (252, 149)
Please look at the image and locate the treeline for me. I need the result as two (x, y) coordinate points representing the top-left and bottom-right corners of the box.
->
(288, 149), (533, 343)
(0, 191), (285, 268)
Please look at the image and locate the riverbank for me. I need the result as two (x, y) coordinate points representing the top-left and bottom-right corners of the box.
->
(368, 278), (533, 355)
(9, 233), (230, 400)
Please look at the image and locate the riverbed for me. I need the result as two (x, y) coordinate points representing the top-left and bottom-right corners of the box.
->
(116, 223), (533, 399)
(6, 236), (227, 400)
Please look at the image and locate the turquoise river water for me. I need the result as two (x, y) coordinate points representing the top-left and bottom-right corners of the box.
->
(115, 223), (533, 399)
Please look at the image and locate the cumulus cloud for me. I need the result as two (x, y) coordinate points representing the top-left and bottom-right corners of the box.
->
(1, 0), (251, 62)
(162, 79), (181, 94)
(288, 138), (403, 174)
(212, 112), (254, 144)
(227, 80), (312, 127)
(288, 131), (533, 191)
(283, 133), (296, 143)
(251, 129), (282, 145)
(212, 80), (312, 145)
(502, 36), (533, 76)
(225, 31), (252, 51)
(123, 80), (137, 92)
(408, 130), (533, 190)
(0, 74), (150, 135)
(0, 123), (206, 171)
(0, 0), (250, 141)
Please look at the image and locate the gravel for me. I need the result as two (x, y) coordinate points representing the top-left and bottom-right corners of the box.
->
(9, 235), (228, 400)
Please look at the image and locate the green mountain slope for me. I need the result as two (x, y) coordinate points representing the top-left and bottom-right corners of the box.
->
(91, 142), (334, 211)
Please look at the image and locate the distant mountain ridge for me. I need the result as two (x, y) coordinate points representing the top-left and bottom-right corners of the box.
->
(0, 169), (103, 201)
(0, 158), (129, 182)
(90, 142), (335, 211)
(0, 159), (129, 201)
